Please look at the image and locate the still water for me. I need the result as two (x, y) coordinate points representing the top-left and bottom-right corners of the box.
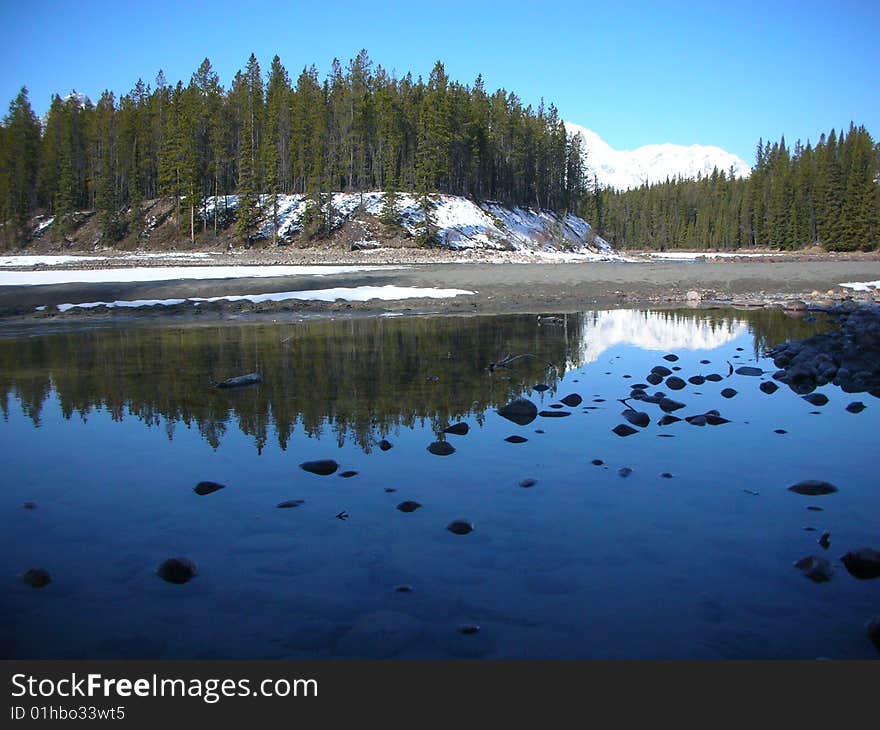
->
(1, 309), (877, 659)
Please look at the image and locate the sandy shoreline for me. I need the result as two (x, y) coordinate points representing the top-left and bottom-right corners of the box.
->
(0, 254), (879, 324)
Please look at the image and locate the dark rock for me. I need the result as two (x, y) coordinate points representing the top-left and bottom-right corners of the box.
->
(618, 467), (633, 478)
(194, 480), (225, 495)
(759, 381), (779, 394)
(505, 435), (528, 443)
(802, 393), (829, 407)
(427, 441), (455, 456)
(646, 373), (663, 385)
(339, 470), (358, 478)
(736, 366), (763, 377)
(622, 409), (650, 428)
(549, 403), (564, 409)
(447, 520), (474, 535)
(519, 478), (537, 488)
(394, 584), (414, 593)
(774, 429), (787, 434)
(652, 365), (673, 377)
(794, 555), (833, 583)
(659, 397), (685, 413)
(384, 488), (397, 493)
(788, 480), (839, 496)
(705, 414), (731, 425)
(666, 376), (686, 390)
(612, 424), (638, 437)
(497, 397), (538, 426)
(277, 499), (305, 508)
(539, 410), (571, 418)
(459, 625), (481, 635)
(591, 459), (604, 466)
(688, 375), (706, 385)
(21, 568), (51, 588)
(846, 401), (866, 413)
(721, 388), (738, 399)
(663, 354), (679, 362)
(658, 415), (682, 426)
(700, 359), (711, 365)
(22, 501), (36, 509)
(444, 422), (470, 436)
(215, 372), (262, 389)
(841, 548), (880, 579)
(534, 383), (550, 392)
(396, 501), (422, 513)
(300, 460), (339, 476)
(157, 557), (197, 584)
(686, 415), (707, 427)
(560, 393), (583, 407)
(866, 616), (880, 651)
(806, 506), (824, 512)
(378, 439), (394, 451)
(660, 472), (674, 479)
(818, 532), (831, 550)
(705, 374), (723, 382)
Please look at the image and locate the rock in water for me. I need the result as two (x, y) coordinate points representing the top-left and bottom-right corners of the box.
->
(591, 459), (604, 466)
(788, 480), (839, 496)
(666, 376), (686, 390)
(277, 499), (305, 508)
(622, 409), (650, 428)
(721, 388), (738, 399)
(519, 478), (537, 488)
(300, 460), (339, 476)
(705, 373), (723, 382)
(612, 424), (638, 437)
(396, 501), (422, 513)
(194, 481), (225, 495)
(618, 467), (633, 478)
(759, 381), (779, 394)
(533, 383), (550, 392)
(215, 372), (262, 389)
(818, 532), (831, 549)
(505, 435), (528, 443)
(21, 568), (51, 588)
(663, 354), (679, 362)
(560, 393), (583, 407)
(339, 471), (358, 478)
(846, 402), (866, 414)
(539, 410), (571, 418)
(802, 393), (829, 407)
(866, 616), (880, 651)
(841, 548), (880, 579)
(652, 365), (673, 376)
(443, 422), (469, 436)
(685, 415), (707, 427)
(688, 375), (706, 385)
(157, 557), (197, 584)
(427, 441), (455, 456)
(447, 520), (474, 535)
(794, 555), (833, 583)
(705, 414), (731, 425)
(22, 501), (36, 509)
(379, 439), (394, 451)
(658, 415), (682, 426)
(646, 373), (663, 386)
(659, 397), (685, 413)
(735, 366), (763, 377)
(497, 398), (538, 426)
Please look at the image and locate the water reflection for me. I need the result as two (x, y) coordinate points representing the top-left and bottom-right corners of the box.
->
(0, 309), (826, 453)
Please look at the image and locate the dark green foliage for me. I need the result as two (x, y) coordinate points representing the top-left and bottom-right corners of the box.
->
(598, 124), (879, 251)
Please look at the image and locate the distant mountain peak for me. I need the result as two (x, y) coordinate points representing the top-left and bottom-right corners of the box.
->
(565, 122), (752, 191)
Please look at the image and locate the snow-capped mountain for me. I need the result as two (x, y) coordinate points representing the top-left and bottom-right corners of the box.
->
(565, 122), (752, 191)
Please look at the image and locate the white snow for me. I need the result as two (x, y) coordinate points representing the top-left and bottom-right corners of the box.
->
(0, 255), (109, 267)
(0, 265), (403, 287)
(565, 121), (752, 191)
(54, 285), (475, 312)
(840, 280), (880, 292)
(646, 252), (783, 260)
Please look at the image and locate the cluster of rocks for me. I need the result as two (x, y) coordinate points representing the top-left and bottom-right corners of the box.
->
(767, 304), (880, 396)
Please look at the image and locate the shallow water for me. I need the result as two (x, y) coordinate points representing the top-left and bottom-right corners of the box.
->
(1, 308), (877, 659)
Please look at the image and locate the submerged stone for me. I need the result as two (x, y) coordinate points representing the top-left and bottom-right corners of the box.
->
(618, 467), (633, 478)
(788, 480), (839, 496)
(394, 584), (414, 593)
(277, 499), (305, 508)
(157, 557), (197, 584)
(663, 354), (679, 362)
(658, 415), (682, 426)
(396, 501), (422, 513)
(685, 415), (707, 427)
(794, 555), (833, 583)
(194, 480), (225, 495)
(560, 393), (583, 407)
(300, 460), (339, 476)
(447, 520), (474, 535)
(339, 470), (358, 478)
(759, 381), (779, 394)
(622, 409), (650, 428)
(427, 441), (455, 456)
(705, 374), (723, 382)
(666, 376), (686, 390)
(721, 388), (738, 399)
(533, 383), (550, 392)
(378, 439), (394, 451)
(705, 414), (731, 425)
(497, 398), (538, 426)
(735, 366), (763, 377)
(688, 375), (706, 386)
(659, 397), (685, 413)
(443, 422), (470, 436)
(591, 459), (604, 466)
(519, 478), (538, 488)
(459, 625), (481, 635)
(505, 435), (528, 443)
(651, 365), (673, 377)
(774, 429), (788, 434)
(846, 401), (866, 414)
(646, 373), (663, 385)
(802, 393), (829, 407)
(841, 548), (880, 579)
(818, 532), (831, 550)
(539, 410), (571, 418)
(612, 424), (638, 437)
(215, 372), (262, 389)
(660, 472), (674, 479)
(21, 568), (51, 588)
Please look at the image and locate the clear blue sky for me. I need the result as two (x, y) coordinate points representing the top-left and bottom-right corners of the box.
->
(1, 0), (878, 163)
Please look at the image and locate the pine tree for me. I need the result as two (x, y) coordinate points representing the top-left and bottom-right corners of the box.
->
(0, 87), (41, 239)
(236, 53), (262, 242)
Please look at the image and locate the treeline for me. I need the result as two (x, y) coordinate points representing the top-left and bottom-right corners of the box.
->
(596, 124), (880, 251)
(0, 50), (588, 246)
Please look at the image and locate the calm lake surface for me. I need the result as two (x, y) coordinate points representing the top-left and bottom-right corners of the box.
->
(1, 308), (877, 659)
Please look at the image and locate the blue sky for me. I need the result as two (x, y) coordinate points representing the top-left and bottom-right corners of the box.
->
(1, 0), (877, 163)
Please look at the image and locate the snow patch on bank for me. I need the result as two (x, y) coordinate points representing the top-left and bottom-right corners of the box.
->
(840, 280), (880, 292)
(646, 252), (783, 261)
(0, 265), (404, 287)
(54, 285), (475, 312)
(0, 255), (109, 267)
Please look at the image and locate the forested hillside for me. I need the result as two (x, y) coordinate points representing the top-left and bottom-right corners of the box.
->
(0, 50), (588, 248)
(594, 124), (880, 251)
